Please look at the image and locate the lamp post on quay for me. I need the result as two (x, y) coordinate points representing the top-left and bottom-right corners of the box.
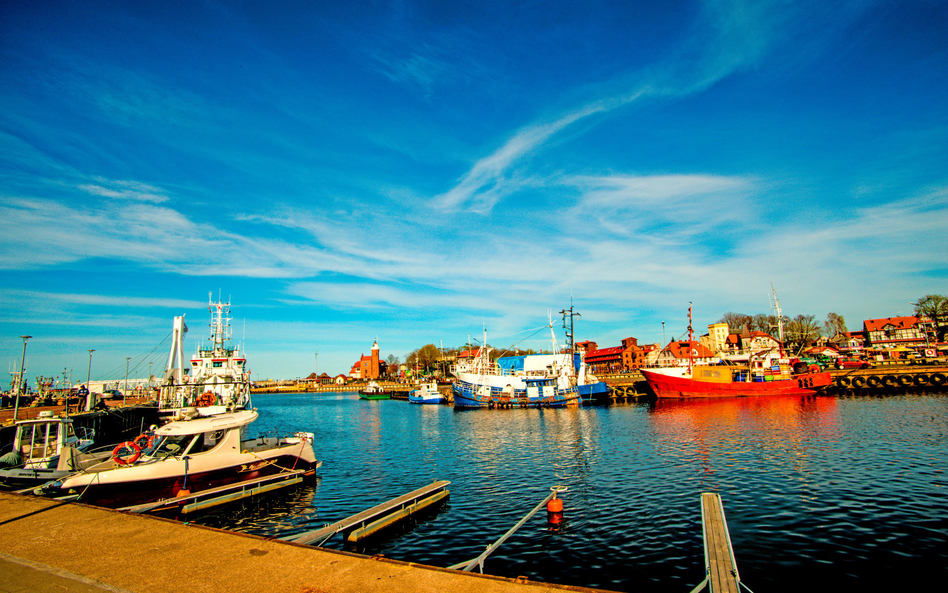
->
(124, 357), (131, 406)
(85, 349), (95, 412)
(13, 335), (31, 422)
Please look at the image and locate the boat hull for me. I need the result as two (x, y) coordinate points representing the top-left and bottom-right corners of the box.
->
(642, 369), (832, 398)
(358, 393), (391, 400)
(577, 381), (610, 402)
(54, 451), (319, 509)
(452, 380), (580, 409)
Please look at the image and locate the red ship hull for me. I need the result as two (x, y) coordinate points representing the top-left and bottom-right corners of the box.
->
(642, 369), (832, 398)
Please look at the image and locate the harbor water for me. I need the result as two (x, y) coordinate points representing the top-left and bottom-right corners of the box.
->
(191, 392), (948, 592)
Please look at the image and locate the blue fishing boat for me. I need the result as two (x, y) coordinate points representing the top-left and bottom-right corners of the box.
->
(408, 382), (443, 404)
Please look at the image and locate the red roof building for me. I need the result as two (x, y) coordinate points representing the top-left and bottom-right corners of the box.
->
(585, 346), (624, 374)
(863, 316), (935, 351)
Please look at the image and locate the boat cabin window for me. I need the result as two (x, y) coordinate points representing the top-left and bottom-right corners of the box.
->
(187, 430), (226, 454)
(65, 423), (76, 440)
(152, 434), (196, 456)
(18, 423), (59, 458)
(213, 362), (223, 368)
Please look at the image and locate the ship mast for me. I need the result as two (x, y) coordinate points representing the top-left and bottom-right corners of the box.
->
(770, 283), (785, 344)
(688, 303), (694, 374)
(559, 302), (581, 355)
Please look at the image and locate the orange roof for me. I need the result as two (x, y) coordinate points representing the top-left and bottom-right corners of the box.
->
(665, 340), (714, 359)
(864, 316), (918, 332)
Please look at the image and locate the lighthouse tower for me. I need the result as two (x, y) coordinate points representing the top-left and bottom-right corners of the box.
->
(370, 340), (380, 379)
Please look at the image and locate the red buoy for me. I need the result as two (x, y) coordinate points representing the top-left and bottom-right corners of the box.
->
(547, 497), (563, 513)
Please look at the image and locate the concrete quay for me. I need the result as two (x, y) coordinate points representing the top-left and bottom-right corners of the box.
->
(0, 492), (614, 593)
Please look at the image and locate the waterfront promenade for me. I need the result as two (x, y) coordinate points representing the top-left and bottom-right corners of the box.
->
(0, 492), (612, 593)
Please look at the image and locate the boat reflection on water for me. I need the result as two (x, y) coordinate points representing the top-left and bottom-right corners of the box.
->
(645, 395), (842, 477)
(648, 393), (839, 420)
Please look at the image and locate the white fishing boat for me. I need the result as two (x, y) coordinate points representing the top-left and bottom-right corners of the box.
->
(408, 382), (442, 404)
(451, 312), (604, 408)
(0, 412), (96, 490)
(42, 408), (319, 509)
(159, 295), (252, 417)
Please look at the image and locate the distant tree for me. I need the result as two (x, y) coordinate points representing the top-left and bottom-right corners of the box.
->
(408, 344), (442, 374)
(751, 313), (782, 335)
(386, 354), (400, 367)
(719, 312), (753, 332)
(785, 314), (821, 355)
(913, 294), (948, 340)
(823, 312), (847, 337)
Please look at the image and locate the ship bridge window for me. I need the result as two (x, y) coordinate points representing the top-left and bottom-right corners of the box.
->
(213, 362), (223, 368)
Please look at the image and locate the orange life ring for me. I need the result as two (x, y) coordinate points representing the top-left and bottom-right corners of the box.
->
(182, 375), (189, 383)
(133, 433), (154, 451)
(196, 391), (216, 407)
(112, 441), (142, 465)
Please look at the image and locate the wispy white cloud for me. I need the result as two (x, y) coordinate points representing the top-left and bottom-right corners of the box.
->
(432, 101), (622, 212)
(432, 0), (806, 215)
(78, 177), (170, 203)
(0, 289), (204, 310)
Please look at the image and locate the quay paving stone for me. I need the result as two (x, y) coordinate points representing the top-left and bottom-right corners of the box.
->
(0, 554), (132, 593)
(0, 492), (615, 593)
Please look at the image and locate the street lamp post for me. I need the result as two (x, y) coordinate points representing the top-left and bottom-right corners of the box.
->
(13, 335), (31, 422)
(85, 349), (95, 411)
(661, 321), (666, 346)
(124, 357), (131, 406)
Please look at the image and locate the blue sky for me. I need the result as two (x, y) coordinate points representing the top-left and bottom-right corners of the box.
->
(1, 0), (946, 383)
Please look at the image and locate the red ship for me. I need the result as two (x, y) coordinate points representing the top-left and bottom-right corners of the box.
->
(642, 366), (832, 398)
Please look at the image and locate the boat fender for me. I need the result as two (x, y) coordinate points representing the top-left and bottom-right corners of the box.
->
(112, 441), (142, 466)
(837, 376), (851, 388)
(897, 375), (913, 387)
(929, 373), (946, 386)
(851, 376), (866, 389)
(882, 375), (897, 388)
(865, 376), (881, 388)
(914, 374), (929, 386)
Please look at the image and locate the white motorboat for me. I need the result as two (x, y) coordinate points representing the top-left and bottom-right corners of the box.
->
(0, 411), (96, 490)
(43, 408), (319, 509)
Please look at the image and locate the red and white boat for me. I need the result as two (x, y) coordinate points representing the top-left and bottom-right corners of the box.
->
(643, 302), (832, 398)
(642, 365), (831, 398)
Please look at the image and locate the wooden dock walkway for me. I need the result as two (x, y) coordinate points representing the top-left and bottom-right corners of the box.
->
(700, 492), (741, 593)
(284, 480), (451, 545)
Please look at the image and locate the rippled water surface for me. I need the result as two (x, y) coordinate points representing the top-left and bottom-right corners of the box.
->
(191, 392), (948, 592)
